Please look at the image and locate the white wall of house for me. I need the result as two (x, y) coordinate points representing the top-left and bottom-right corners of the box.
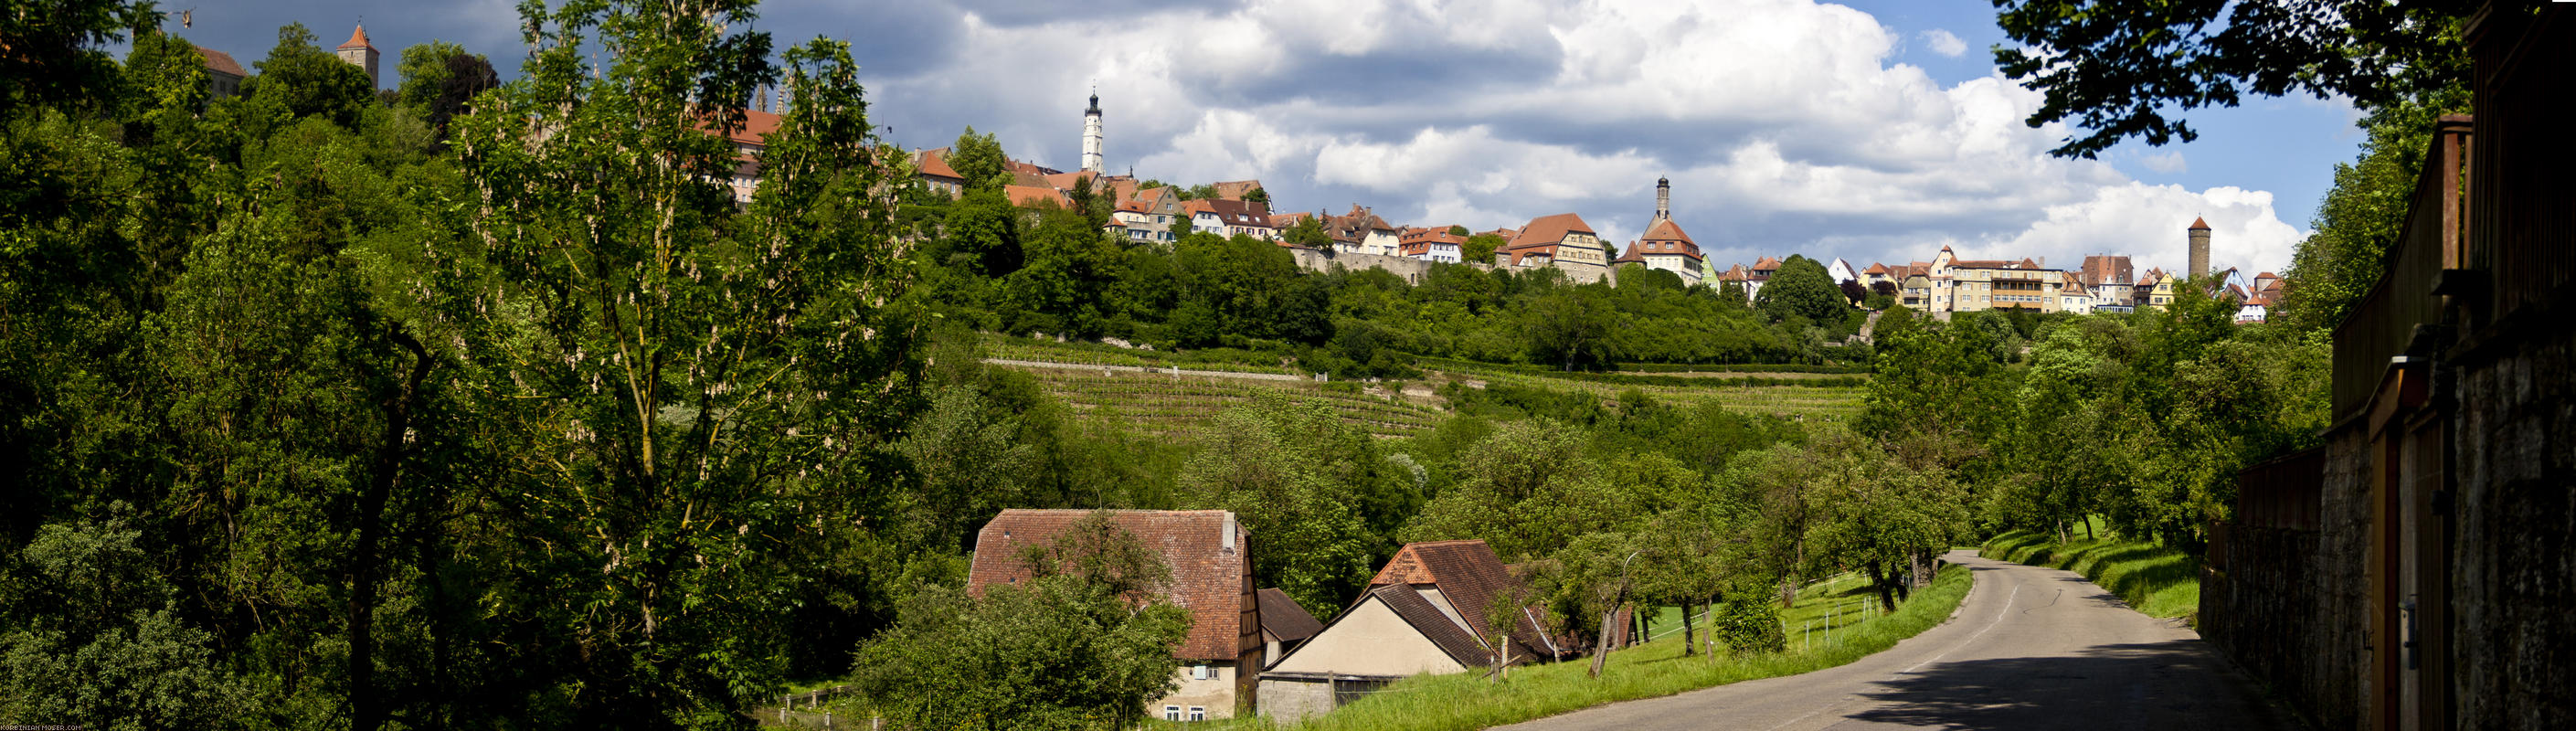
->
(1267, 596), (1469, 678)
(1156, 660), (1242, 721)
(1362, 230), (1401, 257)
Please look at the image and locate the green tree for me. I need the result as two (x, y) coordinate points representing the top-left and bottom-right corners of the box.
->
(241, 24), (376, 128)
(446, 2), (919, 722)
(2274, 88), (2469, 333)
(1797, 427), (1966, 610)
(1992, 0), (2476, 157)
(1463, 232), (1507, 264)
(393, 40), (498, 139)
(1753, 255), (1845, 325)
(0, 0), (155, 117)
(850, 511), (1191, 730)
(1281, 214), (1330, 249)
(1177, 395), (1388, 611)
(949, 125), (1009, 190)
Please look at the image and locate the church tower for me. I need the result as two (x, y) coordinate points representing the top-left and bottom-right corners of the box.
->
(1082, 90), (1104, 175)
(336, 24), (379, 90)
(1655, 176), (1670, 222)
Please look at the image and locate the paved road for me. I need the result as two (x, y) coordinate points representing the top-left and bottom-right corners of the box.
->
(1500, 550), (2301, 731)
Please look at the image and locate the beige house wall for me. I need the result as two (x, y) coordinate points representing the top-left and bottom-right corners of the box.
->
(1267, 597), (1469, 677)
(1155, 661), (1242, 720)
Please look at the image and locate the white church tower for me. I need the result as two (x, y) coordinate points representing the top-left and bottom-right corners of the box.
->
(1081, 89), (1104, 175)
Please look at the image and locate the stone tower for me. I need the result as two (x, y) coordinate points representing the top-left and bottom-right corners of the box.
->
(1655, 176), (1670, 221)
(2188, 217), (2211, 279)
(1081, 90), (1104, 175)
(336, 25), (379, 90)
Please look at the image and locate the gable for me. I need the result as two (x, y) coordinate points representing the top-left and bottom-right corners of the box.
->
(1267, 590), (1472, 677)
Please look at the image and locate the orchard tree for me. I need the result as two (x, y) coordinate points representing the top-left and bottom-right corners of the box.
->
(1753, 255), (1845, 325)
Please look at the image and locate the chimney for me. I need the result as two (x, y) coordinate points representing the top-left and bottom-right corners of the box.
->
(2188, 217), (2212, 279)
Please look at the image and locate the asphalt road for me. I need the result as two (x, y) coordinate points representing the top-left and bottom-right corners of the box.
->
(1499, 550), (2302, 730)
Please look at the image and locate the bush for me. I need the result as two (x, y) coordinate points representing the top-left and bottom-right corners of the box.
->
(1712, 600), (1786, 655)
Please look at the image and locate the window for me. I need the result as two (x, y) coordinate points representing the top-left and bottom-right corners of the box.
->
(1191, 663), (1214, 680)
(1190, 707), (1207, 722)
(1164, 705), (1182, 721)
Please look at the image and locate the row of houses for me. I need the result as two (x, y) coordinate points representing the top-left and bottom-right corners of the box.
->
(965, 510), (1578, 725)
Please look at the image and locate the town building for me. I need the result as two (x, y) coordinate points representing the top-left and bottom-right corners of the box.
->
(1325, 205), (1401, 256)
(334, 25), (378, 90)
(2080, 255), (2137, 314)
(1185, 198), (1277, 239)
(1612, 177), (1706, 285)
(196, 46), (246, 100)
(1397, 227), (1465, 264)
(1111, 198), (1180, 245)
(968, 510), (1259, 721)
(1259, 540), (1565, 724)
(1499, 213), (1612, 282)
(1081, 90), (1104, 175)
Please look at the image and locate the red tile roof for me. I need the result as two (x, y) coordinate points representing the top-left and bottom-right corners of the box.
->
(2189, 217), (2211, 230)
(969, 510), (1254, 661)
(913, 149), (963, 181)
(1004, 185), (1070, 209)
(1505, 213), (1596, 251)
(1212, 180), (1264, 200)
(1371, 585), (1491, 666)
(1751, 256), (1782, 270)
(195, 46), (246, 78)
(339, 25), (374, 51)
(1365, 540), (1560, 660)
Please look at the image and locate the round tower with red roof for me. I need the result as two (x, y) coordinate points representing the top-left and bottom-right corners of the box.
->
(2188, 216), (2211, 279)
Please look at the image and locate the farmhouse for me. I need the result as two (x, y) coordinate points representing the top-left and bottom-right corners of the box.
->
(1257, 539), (1564, 724)
(968, 510), (1259, 721)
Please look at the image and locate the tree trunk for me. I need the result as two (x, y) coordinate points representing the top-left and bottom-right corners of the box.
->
(1589, 586), (1630, 678)
(351, 332), (431, 731)
(1864, 562), (1898, 613)
(1681, 600), (1698, 657)
(2083, 516), (2095, 541)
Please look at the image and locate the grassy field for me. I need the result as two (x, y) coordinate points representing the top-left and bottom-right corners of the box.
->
(1981, 520), (2202, 624)
(1179, 565), (1969, 731)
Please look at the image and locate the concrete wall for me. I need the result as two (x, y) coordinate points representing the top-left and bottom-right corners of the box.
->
(1268, 597), (1466, 677)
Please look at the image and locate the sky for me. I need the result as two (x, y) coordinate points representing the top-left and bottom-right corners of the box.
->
(168, 0), (2376, 278)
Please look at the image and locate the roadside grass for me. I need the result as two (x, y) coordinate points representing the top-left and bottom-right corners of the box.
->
(1981, 521), (2201, 624)
(1188, 564), (1969, 731)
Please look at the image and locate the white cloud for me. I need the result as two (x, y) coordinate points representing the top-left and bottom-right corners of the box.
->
(2140, 150), (2189, 174)
(1920, 28), (1966, 58)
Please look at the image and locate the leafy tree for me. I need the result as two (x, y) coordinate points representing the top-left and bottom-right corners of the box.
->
(1177, 395), (1390, 611)
(0, 506), (251, 728)
(445, 1), (919, 722)
(1463, 232), (1508, 264)
(899, 387), (1037, 554)
(1007, 207), (1127, 337)
(0, 0), (155, 117)
(1524, 288), (1614, 371)
(850, 511), (1191, 731)
(1281, 214), (1330, 249)
(1753, 255), (1845, 324)
(1242, 186), (1268, 206)
(1797, 427), (1966, 610)
(949, 124), (1009, 189)
(241, 24), (376, 128)
(2274, 88), (2468, 333)
(393, 40), (498, 139)
(1992, 0), (2477, 157)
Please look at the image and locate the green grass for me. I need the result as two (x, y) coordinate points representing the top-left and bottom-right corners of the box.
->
(1420, 360), (1869, 422)
(1007, 366), (1445, 439)
(1981, 521), (2202, 624)
(1188, 565), (1968, 731)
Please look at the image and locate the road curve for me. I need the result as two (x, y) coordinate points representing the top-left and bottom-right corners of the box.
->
(1498, 550), (2301, 730)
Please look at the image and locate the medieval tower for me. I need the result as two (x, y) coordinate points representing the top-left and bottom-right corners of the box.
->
(1081, 90), (1104, 175)
(336, 25), (379, 90)
(2188, 217), (2211, 279)
(1655, 176), (1671, 221)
